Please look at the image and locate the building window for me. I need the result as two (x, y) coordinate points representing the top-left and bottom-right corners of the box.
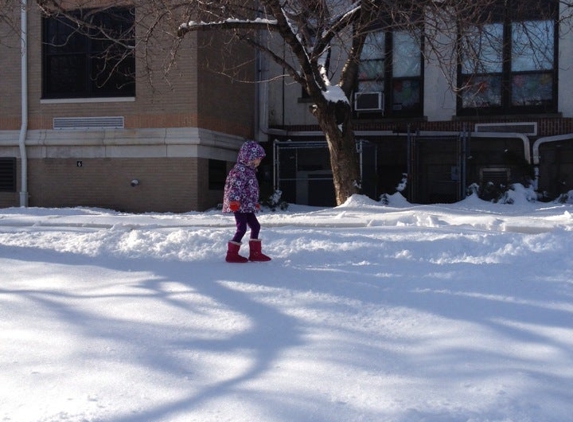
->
(458, 0), (557, 115)
(0, 158), (16, 192)
(208, 159), (227, 190)
(356, 29), (423, 117)
(42, 7), (136, 99)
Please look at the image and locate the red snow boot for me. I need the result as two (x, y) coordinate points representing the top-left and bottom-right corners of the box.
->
(248, 239), (272, 262)
(226, 241), (248, 263)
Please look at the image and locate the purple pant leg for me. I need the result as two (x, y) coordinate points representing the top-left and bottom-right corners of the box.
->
(232, 212), (248, 243)
(231, 212), (261, 242)
(246, 213), (261, 239)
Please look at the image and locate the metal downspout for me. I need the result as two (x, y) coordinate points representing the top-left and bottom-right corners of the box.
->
(18, 0), (29, 207)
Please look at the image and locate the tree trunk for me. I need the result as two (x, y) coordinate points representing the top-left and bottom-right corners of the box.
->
(313, 100), (361, 205)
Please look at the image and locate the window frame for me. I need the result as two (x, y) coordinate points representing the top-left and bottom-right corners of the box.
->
(457, 0), (559, 116)
(356, 28), (424, 118)
(42, 7), (136, 100)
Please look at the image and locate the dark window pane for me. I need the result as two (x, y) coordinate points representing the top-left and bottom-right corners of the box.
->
(359, 60), (384, 81)
(361, 32), (385, 60)
(209, 160), (227, 190)
(357, 80), (384, 93)
(45, 19), (85, 53)
(461, 75), (502, 108)
(47, 55), (87, 93)
(0, 158), (17, 192)
(393, 31), (421, 77)
(392, 79), (421, 111)
(43, 7), (135, 99)
(91, 56), (135, 94)
(511, 73), (553, 106)
(359, 32), (385, 83)
(461, 23), (504, 75)
(511, 21), (554, 71)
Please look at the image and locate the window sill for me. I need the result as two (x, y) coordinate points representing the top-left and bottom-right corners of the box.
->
(454, 112), (561, 121)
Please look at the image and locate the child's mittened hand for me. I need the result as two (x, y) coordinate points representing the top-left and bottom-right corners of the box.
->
(230, 201), (240, 212)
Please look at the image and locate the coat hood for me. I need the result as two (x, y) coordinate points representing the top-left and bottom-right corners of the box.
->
(237, 140), (266, 166)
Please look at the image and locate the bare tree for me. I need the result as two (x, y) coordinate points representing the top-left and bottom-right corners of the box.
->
(176, 0), (569, 205)
(5, 0), (571, 204)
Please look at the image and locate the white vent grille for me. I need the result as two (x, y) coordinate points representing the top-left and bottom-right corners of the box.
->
(53, 116), (124, 130)
(475, 122), (537, 136)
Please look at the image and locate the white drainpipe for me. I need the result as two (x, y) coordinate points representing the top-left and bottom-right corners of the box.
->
(18, 0), (29, 207)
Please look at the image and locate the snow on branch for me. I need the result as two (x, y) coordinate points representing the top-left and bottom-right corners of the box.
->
(178, 17), (278, 37)
(323, 85), (349, 105)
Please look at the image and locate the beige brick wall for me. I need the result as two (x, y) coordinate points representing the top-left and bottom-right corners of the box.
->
(197, 32), (256, 139)
(0, 6), (254, 212)
(1, 6), (254, 138)
(0, 193), (19, 208)
(26, 157), (225, 212)
(0, 8), (22, 130)
(19, 9), (196, 131)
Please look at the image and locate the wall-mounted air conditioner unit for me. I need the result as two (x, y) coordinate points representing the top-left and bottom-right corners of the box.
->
(354, 92), (384, 112)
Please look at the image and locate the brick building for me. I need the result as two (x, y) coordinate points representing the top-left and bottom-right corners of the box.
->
(0, 4), (255, 212)
(264, 0), (573, 206)
(3, 1), (573, 210)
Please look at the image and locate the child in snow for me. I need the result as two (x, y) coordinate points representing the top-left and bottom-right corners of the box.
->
(222, 140), (271, 263)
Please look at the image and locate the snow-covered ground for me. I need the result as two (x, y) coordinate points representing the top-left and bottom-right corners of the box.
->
(1, 193), (572, 422)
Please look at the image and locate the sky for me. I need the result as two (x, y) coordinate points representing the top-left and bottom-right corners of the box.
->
(1, 190), (572, 422)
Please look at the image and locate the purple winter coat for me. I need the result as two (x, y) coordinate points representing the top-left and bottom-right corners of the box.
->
(222, 140), (266, 213)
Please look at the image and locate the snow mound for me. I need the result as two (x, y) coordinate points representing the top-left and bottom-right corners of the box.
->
(553, 190), (573, 204)
(338, 194), (381, 208)
(338, 193), (412, 209)
(500, 184), (538, 205)
(383, 192), (411, 207)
